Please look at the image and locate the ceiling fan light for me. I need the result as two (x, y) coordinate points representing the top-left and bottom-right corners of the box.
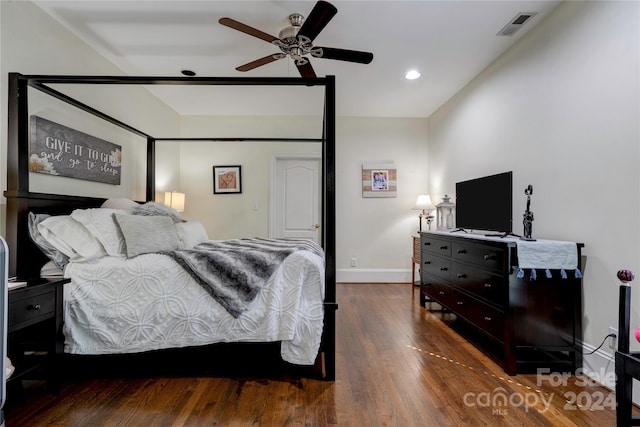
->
(279, 25), (299, 41)
(405, 70), (421, 80)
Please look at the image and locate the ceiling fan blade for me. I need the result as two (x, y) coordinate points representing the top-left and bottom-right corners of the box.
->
(296, 61), (317, 78)
(219, 17), (279, 43)
(298, 1), (338, 42)
(315, 47), (374, 64)
(236, 54), (283, 72)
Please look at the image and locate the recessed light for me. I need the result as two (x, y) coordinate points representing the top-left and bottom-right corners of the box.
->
(181, 69), (196, 77)
(405, 70), (421, 80)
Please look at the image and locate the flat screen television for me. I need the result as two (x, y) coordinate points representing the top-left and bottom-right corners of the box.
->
(455, 171), (513, 234)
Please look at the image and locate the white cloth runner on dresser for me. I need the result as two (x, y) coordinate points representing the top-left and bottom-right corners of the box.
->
(515, 240), (581, 279)
(516, 240), (578, 270)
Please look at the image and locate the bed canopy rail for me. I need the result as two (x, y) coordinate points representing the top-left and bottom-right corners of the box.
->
(4, 72), (336, 379)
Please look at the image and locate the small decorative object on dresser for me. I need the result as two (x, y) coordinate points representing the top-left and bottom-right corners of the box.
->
(521, 185), (535, 241)
(436, 195), (456, 230)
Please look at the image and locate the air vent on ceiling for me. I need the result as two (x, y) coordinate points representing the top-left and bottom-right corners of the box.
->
(497, 12), (537, 36)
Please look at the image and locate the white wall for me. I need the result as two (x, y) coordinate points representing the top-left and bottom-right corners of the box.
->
(0, 1), (180, 235)
(173, 115), (430, 274)
(428, 0), (639, 383)
(335, 117), (429, 282)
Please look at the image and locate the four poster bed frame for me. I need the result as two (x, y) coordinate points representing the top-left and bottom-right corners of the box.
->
(3, 72), (337, 380)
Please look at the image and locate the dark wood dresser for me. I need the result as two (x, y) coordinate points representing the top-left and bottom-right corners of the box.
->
(419, 231), (583, 375)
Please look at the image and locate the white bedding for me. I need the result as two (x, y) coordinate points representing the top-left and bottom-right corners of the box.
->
(62, 246), (325, 365)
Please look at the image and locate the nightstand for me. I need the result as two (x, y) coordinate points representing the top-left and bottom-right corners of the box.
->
(7, 278), (68, 392)
(411, 235), (421, 286)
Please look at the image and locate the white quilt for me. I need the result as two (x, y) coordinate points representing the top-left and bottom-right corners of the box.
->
(62, 247), (325, 365)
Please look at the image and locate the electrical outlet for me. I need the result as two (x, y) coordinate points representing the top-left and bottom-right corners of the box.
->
(351, 258), (357, 267)
(609, 326), (618, 348)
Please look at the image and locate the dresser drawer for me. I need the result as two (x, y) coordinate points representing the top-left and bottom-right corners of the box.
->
(9, 286), (56, 331)
(451, 261), (507, 308)
(452, 241), (506, 274)
(421, 235), (452, 257)
(450, 288), (505, 342)
(422, 252), (451, 282)
(421, 276), (453, 309)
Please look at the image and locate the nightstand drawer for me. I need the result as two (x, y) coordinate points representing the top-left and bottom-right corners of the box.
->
(9, 286), (56, 331)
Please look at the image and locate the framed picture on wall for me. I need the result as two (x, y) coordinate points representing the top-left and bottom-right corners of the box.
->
(213, 165), (242, 194)
(362, 162), (397, 198)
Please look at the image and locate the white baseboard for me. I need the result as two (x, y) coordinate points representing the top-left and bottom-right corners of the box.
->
(581, 343), (616, 389)
(336, 268), (412, 283)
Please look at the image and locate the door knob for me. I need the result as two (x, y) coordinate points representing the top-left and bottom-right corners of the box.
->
(313, 224), (320, 229)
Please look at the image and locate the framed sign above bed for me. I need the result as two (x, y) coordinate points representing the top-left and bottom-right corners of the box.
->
(30, 115), (122, 185)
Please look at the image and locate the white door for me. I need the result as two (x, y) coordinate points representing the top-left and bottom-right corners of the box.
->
(271, 155), (321, 244)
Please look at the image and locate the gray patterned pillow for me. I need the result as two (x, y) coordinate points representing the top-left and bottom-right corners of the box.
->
(113, 213), (181, 258)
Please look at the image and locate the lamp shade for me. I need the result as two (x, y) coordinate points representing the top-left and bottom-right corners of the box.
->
(413, 195), (436, 211)
(165, 191), (185, 212)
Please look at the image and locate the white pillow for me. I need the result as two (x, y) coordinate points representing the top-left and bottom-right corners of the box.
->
(28, 212), (70, 269)
(37, 215), (107, 262)
(175, 221), (209, 249)
(114, 214), (181, 258)
(101, 198), (139, 210)
(71, 208), (128, 256)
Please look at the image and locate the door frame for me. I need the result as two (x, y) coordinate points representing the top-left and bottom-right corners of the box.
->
(269, 152), (322, 239)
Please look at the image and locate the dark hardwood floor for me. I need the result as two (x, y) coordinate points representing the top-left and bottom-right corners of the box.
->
(3, 283), (626, 426)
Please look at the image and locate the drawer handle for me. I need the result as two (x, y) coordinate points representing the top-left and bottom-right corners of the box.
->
(424, 242), (431, 246)
(457, 273), (467, 279)
(457, 301), (464, 305)
(440, 267), (448, 271)
(483, 254), (497, 261)
(457, 249), (467, 254)
(438, 291), (445, 295)
(484, 316), (492, 321)
(28, 303), (41, 311)
(440, 245), (448, 250)
(484, 283), (492, 288)
(424, 261), (431, 265)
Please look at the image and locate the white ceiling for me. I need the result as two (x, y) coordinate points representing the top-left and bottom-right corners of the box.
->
(33, 0), (561, 118)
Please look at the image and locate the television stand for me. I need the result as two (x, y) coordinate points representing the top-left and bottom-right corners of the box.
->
(418, 231), (583, 375)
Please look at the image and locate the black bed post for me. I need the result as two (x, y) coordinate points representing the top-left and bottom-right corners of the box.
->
(146, 137), (155, 201)
(5, 73), (30, 278)
(322, 75), (337, 380)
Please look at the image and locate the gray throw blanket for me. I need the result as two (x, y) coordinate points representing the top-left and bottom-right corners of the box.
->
(163, 238), (324, 318)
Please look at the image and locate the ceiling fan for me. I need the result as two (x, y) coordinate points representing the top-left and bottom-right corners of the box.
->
(219, 0), (374, 78)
